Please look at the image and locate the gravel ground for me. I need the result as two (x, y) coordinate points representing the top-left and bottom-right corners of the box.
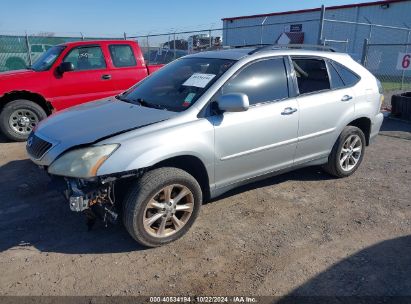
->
(0, 118), (410, 297)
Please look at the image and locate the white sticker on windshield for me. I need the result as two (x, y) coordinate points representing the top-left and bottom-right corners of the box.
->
(182, 73), (216, 88)
(44, 54), (57, 64)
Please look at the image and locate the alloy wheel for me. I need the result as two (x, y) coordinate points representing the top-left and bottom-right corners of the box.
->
(143, 184), (194, 238)
(339, 134), (362, 172)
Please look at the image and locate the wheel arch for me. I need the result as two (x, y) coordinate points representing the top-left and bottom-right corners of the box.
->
(151, 155), (211, 202)
(0, 90), (53, 116)
(347, 117), (371, 146)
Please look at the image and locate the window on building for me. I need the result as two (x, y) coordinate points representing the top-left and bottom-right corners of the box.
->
(109, 44), (137, 68)
(292, 58), (330, 94)
(221, 58), (289, 105)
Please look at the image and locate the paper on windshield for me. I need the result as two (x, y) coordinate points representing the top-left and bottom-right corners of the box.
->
(182, 73), (216, 88)
(44, 54), (58, 64)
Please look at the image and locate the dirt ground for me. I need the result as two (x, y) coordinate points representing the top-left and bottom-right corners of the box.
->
(0, 117), (410, 297)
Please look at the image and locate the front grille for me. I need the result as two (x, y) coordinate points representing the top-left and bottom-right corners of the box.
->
(26, 133), (52, 160)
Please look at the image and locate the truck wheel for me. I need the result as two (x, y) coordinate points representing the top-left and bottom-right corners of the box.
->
(123, 167), (202, 247)
(323, 126), (366, 178)
(0, 99), (47, 141)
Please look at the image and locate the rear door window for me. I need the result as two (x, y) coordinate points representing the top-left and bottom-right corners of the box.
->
(292, 58), (330, 94)
(63, 46), (106, 71)
(221, 57), (289, 105)
(109, 44), (137, 67)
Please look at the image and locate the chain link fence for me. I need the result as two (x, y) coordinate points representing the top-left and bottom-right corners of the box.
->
(0, 30), (225, 71)
(364, 43), (411, 93)
(319, 18), (411, 107)
(322, 18), (411, 64)
(130, 28), (224, 65)
(0, 34), (123, 72)
(1, 14), (411, 101)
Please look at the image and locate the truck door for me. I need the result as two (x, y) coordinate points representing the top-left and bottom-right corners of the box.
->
(49, 45), (117, 110)
(106, 44), (150, 94)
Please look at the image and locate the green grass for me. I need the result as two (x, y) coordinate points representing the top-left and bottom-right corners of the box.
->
(382, 81), (411, 92)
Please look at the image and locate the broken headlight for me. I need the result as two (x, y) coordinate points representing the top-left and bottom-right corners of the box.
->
(48, 144), (119, 178)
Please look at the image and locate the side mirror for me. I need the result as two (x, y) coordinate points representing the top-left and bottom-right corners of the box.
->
(216, 93), (249, 112)
(57, 62), (74, 74)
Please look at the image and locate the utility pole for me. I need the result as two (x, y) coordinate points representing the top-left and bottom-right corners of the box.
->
(260, 16), (268, 45)
(318, 5), (326, 45)
(25, 31), (32, 67)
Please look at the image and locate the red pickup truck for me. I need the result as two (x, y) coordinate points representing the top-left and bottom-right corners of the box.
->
(0, 40), (163, 141)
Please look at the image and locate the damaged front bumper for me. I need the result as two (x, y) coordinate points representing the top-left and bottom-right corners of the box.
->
(54, 177), (119, 225)
(69, 196), (89, 212)
(49, 169), (144, 226)
(65, 178), (113, 212)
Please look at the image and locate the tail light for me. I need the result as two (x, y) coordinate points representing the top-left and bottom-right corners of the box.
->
(376, 79), (384, 109)
(376, 79), (384, 94)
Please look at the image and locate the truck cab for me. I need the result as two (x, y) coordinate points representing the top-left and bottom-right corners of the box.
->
(0, 40), (163, 141)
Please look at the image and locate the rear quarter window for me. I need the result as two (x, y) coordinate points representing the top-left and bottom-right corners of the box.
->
(331, 61), (360, 87)
(327, 61), (345, 90)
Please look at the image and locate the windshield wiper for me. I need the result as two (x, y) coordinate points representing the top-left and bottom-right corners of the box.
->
(115, 94), (133, 103)
(116, 95), (168, 110)
(134, 98), (168, 110)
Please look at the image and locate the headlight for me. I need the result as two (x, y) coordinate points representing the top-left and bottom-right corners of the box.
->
(48, 144), (119, 178)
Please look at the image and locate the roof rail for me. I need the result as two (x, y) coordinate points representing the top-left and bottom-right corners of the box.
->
(248, 44), (336, 55)
(233, 44), (271, 48)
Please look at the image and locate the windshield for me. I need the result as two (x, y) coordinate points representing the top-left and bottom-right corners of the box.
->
(31, 45), (65, 71)
(121, 57), (235, 112)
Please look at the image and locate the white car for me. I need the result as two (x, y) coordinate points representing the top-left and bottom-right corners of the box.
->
(27, 45), (384, 247)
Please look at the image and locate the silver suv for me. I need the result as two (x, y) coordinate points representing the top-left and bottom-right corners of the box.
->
(27, 46), (384, 247)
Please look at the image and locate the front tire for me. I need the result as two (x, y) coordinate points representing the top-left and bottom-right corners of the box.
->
(323, 126), (366, 178)
(123, 167), (202, 247)
(0, 99), (47, 141)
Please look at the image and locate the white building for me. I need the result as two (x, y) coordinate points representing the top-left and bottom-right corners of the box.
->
(222, 0), (411, 60)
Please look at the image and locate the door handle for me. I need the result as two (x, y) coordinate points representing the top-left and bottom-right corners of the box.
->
(281, 107), (298, 115)
(341, 95), (353, 102)
(101, 74), (112, 80)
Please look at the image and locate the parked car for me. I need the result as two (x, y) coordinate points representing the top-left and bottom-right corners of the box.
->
(0, 40), (163, 141)
(145, 48), (188, 64)
(0, 43), (53, 72)
(27, 46), (384, 247)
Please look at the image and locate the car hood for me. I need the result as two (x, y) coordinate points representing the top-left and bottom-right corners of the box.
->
(0, 69), (34, 79)
(0, 69), (44, 95)
(35, 97), (177, 147)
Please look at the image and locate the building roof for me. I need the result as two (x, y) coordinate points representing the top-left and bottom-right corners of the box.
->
(222, 0), (407, 21)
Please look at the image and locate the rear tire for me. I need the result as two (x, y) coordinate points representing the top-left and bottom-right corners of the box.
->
(323, 126), (366, 178)
(0, 99), (47, 141)
(123, 167), (202, 247)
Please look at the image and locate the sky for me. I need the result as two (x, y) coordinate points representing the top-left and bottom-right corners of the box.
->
(0, 0), (379, 37)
